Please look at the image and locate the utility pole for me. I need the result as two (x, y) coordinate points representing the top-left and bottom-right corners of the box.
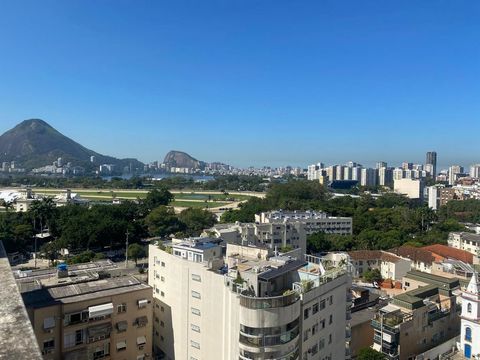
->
(125, 230), (129, 269)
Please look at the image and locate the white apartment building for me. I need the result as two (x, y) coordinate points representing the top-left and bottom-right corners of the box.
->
(448, 232), (480, 257)
(255, 210), (352, 236)
(148, 238), (352, 360)
(393, 178), (425, 199)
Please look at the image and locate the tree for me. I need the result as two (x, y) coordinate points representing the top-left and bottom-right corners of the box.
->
(145, 206), (184, 237)
(128, 243), (146, 265)
(40, 241), (60, 266)
(357, 347), (386, 360)
(142, 188), (173, 212)
(307, 232), (332, 254)
(178, 208), (217, 236)
(363, 268), (382, 284)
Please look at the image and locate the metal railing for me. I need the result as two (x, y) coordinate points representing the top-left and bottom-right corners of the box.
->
(240, 292), (299, 310)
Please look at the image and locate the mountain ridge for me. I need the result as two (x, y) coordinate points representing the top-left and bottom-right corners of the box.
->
(0, 119), (144, 171)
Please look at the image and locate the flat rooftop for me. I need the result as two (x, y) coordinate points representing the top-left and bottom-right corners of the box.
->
(22, 275), (150, 308)
(404, 270), (460, 290)
(0, 241), (42, 359)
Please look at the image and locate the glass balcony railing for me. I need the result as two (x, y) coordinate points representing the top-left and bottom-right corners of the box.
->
(240, 292), (299, 310)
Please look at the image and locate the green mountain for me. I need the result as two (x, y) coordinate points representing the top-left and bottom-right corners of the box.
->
(0, 119), (144, 171)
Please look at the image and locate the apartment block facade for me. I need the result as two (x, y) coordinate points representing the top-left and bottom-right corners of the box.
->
(18, 262), (153, 360)
(148, 238), (352, 360)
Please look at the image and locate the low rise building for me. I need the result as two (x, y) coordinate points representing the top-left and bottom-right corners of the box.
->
(348, 250), (411, 284)
(149, 237), (352, 360)
(372, 272), (461, 360)
(17, 261), (153, 360)
(448, 232), (480, 258)
(255, 211), (353, 236)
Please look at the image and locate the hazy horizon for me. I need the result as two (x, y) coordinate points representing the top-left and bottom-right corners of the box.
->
(0, 1), (479, 168)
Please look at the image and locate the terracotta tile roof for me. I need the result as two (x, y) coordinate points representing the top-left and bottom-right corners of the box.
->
(348, 250), (404, 263)
(422, 244), (474, 264)
(388, 246), (436, 265)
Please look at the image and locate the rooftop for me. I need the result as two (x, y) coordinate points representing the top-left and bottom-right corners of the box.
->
(389, 246), (436, 265)
(404, 270), (461, 291)
(348, 250), (405, 263)
(0, 241), (42, 359)
(451, 232), (480, 243)
(22, 275), (150, 308)
(422, 244), (474, 264)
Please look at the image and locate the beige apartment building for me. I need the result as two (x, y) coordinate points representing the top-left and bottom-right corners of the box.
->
(149, 237), (352, 360)
(17, 261), (153, 360)
(372, 271), (460, 360)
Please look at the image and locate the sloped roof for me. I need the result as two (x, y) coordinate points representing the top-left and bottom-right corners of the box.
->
(422, 244), (473, 264)
(348, 250), (405, 263)
(389, 246), (436, 265)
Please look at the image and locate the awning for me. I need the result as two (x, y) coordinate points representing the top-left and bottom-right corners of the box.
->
(116, 321), (128, 332)
(87, 323), (112, 337)
(138, 299), (148, 307)
(136, 336), (146, 345)
(136, 316), (148, 326)
(88, 303), (113, 318)
(116, 340), (127, 350)
(43, 317), (55, 329)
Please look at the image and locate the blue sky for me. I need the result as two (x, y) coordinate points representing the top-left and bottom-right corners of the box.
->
(0, 1), (479, 168)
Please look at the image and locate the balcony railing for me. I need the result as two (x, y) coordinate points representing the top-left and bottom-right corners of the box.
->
(240, 292), (299, 310)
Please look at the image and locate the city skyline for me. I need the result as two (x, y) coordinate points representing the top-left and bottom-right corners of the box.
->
(0, 1), (479, 167)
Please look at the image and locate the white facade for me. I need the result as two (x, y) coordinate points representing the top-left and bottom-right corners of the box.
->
(148, 240), (352, 360)
(448, 232), (480, 258)
(460, 273), (480, 358)
(394, 178), (424, 199)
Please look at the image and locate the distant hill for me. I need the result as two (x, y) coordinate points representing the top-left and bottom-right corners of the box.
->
(163, 150), (205, 170)
(0, 119), (144, 171)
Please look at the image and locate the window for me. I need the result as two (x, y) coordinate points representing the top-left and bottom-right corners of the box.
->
(311, 344), (318, 355)
(321, 319), (325, 329)
(467, 303), (472, 313)
(329, 295), (333, 305)
(117, 303), (127, 313)
(160, 321), (165, 327)
(191, 307), (201, 316)
(312, 323), (319, 335)
(320, 299), (326, 310)
(466, 327), (472, 342)
(191, 324), (200, 332)
(304, 308), (310, 320)
(329, 314), (333, 324)
(312, 303), (319, 314)
(43, 317), (55, 330)
(161, 276), (165, 282)
(192, 291), (201, 299)
(161, 261), (165, 267)
(191, 340), (200, 349)
(405, 281), (410, 287)
(43, 339), (55, 351)
(328, 334), (332, 344)
(192, 274), (201, 282)
(161, 291), (165, 297)
(161, 306), (164, 312)
(319, 338), (325, 350)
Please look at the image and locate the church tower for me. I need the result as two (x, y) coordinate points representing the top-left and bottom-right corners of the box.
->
(461, 272), (480, 358)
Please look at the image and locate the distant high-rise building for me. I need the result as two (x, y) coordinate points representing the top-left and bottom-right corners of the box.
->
(426, 151), (437, 177)
(378, 167), (393, 187)
(470, 164), (480, 179)
(401, 162), (413, 170)
(90, 155), (96, 163)
(361, 168), (378, 187)
(57, 157), (63, 167)
(343, 166), (352, 180)
(335, 165), (344, 181)
(448, 165), (464, 185)
(376, 161), (387, 169)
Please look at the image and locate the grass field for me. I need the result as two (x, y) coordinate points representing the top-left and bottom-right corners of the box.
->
(32, 188), (249, 208)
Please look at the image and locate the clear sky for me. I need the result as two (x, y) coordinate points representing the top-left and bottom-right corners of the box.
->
(0, 1), (478, 169)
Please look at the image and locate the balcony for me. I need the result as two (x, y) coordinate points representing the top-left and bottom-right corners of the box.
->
(239, 292), (299, 310)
